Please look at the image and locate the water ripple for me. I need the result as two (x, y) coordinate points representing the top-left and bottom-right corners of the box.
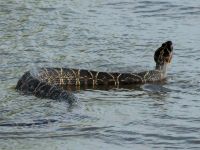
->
(1, 0), (200, 149)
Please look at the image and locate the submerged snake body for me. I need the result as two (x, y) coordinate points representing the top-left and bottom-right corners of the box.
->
(16, 71), (77, 103)
(16, 41), (173, 103)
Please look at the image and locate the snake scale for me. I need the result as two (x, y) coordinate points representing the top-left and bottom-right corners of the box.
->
(16, 41), (173, 103)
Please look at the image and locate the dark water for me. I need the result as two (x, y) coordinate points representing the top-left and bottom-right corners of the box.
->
(1, 0), (200, 149)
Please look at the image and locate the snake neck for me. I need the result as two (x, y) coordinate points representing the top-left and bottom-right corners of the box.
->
(155, 63), (168, 77)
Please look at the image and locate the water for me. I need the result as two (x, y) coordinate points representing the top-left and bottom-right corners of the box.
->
(1, 0), (200, 149)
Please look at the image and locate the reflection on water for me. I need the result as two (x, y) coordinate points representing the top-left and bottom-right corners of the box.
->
(1, 0), (200, 149)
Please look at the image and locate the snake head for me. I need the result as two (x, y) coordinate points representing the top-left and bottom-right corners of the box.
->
(154, 41), (173, 66)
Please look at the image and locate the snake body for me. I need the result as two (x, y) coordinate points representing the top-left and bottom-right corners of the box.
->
(16, 41), (173, 103)
(35, 68), (164, 86)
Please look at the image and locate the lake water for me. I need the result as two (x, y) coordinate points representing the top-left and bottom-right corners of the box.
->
(1, 0), (200, 149)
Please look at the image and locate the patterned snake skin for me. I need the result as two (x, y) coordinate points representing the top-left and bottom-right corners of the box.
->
(16, 41), (173, 103)
(36, 68), (164, 86)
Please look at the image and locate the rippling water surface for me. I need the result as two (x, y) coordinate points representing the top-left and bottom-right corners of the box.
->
(1, 0), (200, 149)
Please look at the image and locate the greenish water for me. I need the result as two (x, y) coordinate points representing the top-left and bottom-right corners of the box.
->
(1, 0), (200, 149)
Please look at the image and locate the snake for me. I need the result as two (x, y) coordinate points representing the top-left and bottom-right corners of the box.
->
(16, 41), (173, 103)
